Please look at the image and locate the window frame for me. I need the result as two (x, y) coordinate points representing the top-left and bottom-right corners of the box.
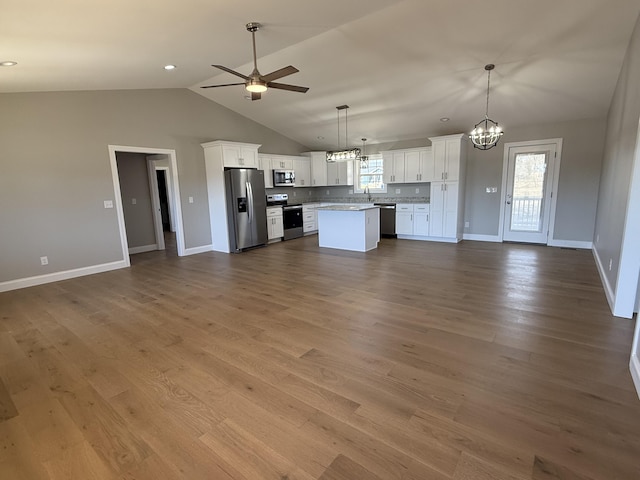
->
(353, 154), (387, 193)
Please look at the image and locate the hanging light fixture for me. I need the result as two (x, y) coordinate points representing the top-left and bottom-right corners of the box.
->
(360, 138), (369, 168)
(326, 105), (361, 162)
(469, 64), (504, 150)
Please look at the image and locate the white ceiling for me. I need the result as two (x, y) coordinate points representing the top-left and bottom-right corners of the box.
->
(3, 0), (640, 149)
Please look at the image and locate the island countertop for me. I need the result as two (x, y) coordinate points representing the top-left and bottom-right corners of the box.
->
(316, 205), (380, 211)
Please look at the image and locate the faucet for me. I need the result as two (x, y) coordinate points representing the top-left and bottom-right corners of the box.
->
(365, 186), (372, 202)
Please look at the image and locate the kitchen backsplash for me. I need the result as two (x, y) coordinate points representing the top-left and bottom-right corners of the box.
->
(267, 183), (430, 203)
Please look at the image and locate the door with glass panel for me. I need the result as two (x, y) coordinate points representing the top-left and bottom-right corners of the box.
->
(503, 143), (557, 243)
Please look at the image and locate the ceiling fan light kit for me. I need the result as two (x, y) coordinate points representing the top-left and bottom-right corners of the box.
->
(469, 64), (504, 150)
(200, 22), (309, 101)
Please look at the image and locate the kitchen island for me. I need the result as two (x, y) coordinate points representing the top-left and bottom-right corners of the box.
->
(317, 205), (380, 252)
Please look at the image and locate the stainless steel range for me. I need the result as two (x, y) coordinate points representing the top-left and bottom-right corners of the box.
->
(266, 193), (303, 240)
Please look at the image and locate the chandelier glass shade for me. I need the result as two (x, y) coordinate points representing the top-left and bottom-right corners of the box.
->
(469, 64), (504, 150)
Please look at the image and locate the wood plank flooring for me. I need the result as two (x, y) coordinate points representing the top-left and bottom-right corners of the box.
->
(1, 235), (639, 479)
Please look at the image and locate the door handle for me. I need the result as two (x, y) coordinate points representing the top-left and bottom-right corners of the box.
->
(506, 201), (511, 205)
(246, 182), (253, 223)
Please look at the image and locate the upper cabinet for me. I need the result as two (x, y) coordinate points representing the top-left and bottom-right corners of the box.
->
(271, 155), (294, 170)
(304, 152), (328, 187)
(258, 154), (273, 188)
(382, 147), (432, 183)
(327, 160), (353, 186)
(293, 156), (311, 187)
(209, 141), (260, 168)
(431, 135), (462, 181)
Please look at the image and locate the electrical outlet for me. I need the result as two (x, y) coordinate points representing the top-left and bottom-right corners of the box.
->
(464, 221), (470, 228)
(103, 200), (113, 209)
(40, 256), (48, 266)
(415, 188), (420, 194)
(188, 196), (194, 204)
(131, 198), (137, 205)
(348, 189), (353, 195)
(608, 258), (613, 271)
(326, 190), (330, 195)
(395, 188), (401, 194)
(293, 191), (297, 197)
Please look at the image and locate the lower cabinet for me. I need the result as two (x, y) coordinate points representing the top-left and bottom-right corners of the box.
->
(429, 181), (459, 239)
(303, 203), (319, 233)
(266, 207), (284, 241)
(396, 204), (430, 237)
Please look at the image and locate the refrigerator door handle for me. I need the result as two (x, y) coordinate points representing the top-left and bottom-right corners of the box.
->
(246, 182), (253, 223)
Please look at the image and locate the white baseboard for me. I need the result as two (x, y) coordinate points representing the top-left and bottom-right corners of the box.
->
(183, 244), (213, 256)
(631, 353), (640, 400)
(548, 239), (593, 249)
(396, 235), (460, 243)
(593, 246), (615, 314)
(463, 233), (501, 242)
(128, 244), (157, 255)
(0, 260), (128, 293)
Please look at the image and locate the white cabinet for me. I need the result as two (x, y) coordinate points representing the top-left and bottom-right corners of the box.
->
(382, 148), (432, 183)
(382, 152), (406, 184)
(396, 204), (414, 235)
(303, 203), (319, 233)
(220, 142), (259, 168)
(431, 135), (461, 181)
(266, 206), (284, 241)
(405, 149), (435, 182)
(414, 204), (430, 236)
(304, 152), (328, 186)
(293, 157), (311, 187)
(271, 155), (294, 170)
(430, 181), (461, 239)
(259, 155), (273, 188)
(327, 161), (353, 186)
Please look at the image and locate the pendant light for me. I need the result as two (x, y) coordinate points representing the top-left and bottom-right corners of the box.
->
(326, 105), (361, 162)
(469, 64), (504, 150)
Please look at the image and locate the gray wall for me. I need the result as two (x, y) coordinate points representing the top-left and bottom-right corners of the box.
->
(594, 13), (640, 298)
(464, 118), (606, 239)
(0, 89), (306, 283)
(115, 152), (156, 249)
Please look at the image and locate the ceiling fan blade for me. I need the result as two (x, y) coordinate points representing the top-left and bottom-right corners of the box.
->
(251, 92), (262, 101)
(200, 82), (245, 89)
(261, 65), (299, 83)
(267, 82), (309, 93)
(211, 65), (250, 80)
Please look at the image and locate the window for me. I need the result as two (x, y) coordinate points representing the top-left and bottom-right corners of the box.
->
(354, 154), (386, 193)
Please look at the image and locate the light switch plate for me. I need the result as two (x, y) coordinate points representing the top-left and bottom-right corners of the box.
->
(188, 196), (194, 204)
(415, 188), (420, 194)
(104, 200), (113, 209)
(40, 256), (48, 266)
(395, 188), (401, 194)
(348, 189), (353, 195)
(132, 198), (137, 205)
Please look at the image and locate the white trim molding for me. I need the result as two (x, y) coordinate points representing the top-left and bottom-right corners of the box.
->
(184, 245), (214, 256)
(631, 354), (640, 400)
(128, 244), (158, 255)
(0, 260), (127, 293)
(593, 245), (616, 314)
(462, 234), (501, 242)
(547, 239), (593, 249)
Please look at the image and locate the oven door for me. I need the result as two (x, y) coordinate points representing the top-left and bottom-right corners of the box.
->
(282, 206), (303, 240)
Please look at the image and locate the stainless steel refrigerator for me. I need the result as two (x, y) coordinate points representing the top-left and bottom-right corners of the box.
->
(225, 168), (268, 252)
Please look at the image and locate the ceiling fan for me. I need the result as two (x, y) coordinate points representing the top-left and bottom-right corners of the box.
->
(201, 22), (309, 101)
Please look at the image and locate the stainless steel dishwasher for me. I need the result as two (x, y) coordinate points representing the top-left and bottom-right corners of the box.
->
(374, 203), (397, 237)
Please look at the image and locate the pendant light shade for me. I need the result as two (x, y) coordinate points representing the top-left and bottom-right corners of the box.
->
(469, 64), (504, 150)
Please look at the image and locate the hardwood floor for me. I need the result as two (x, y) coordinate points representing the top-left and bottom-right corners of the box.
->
(1, 235), (639, 479)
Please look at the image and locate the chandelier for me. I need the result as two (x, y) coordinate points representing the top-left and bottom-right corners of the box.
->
(469, 64), (504, 150)
(326, 105), (361, 162)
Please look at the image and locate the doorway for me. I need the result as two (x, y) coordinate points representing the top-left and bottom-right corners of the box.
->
(108, 145), (185, 267)
(499, 139), (562, 244)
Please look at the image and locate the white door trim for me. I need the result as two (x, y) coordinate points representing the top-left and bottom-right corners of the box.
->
(146, 157), (165, 251)
(498, 138), (563, 243)
(108, 145), (186, 261)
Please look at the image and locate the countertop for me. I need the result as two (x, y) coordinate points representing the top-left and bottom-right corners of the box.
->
(317, 205), (380, 212)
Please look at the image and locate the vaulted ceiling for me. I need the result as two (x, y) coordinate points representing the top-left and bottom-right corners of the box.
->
(3, 0), (639, 149)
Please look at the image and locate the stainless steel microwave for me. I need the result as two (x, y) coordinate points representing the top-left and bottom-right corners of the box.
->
(273, 169), (295, 186)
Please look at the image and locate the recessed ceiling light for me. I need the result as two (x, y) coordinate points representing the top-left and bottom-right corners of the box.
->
(0, 61), (18, 67)
(317, 136), (324, 140)
(164, 64), (176, 70)
(440, 117), (450, 122)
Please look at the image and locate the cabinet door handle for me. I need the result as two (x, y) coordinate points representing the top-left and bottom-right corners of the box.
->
(427, 214), (429, 221)
(445, 172), (448, 180)
(441, 172), (444, 180)
(445, 184), (447, 191)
